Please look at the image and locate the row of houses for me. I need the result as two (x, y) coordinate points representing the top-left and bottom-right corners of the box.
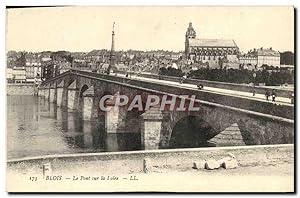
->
(183, 46), (290, 71)
(6, 64), (42, 84)
(6, 52), (44, 83)
(6, 46), (293, 83)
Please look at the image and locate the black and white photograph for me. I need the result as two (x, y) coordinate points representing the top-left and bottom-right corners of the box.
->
(4, 5), (295, 193)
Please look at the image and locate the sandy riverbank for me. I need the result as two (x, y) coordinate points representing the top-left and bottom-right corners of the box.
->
(7, 160), (294, 192)
(6, 144), (294, 192)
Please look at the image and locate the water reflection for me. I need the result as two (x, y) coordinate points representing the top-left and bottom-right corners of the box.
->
(7, 95), (141, 160)
(105, 133), (141, 152)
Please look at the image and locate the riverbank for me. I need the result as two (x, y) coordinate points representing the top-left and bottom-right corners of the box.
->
(7, 144), (294, 192)
(7, 160), (294, 192)
(7, 84), (37, 95)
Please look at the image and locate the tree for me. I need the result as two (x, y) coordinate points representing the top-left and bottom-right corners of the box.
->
(280, 51), (294, 65)
(159, 67), (183, 77)
(183, 67), (292, 86)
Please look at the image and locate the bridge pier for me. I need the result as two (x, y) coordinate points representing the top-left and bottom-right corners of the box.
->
(104, 92), (127, 134)
(82, 86), (97, 120)
(67, 80), (79, 111)
(56, 80), (64, 107)
(141, 106), (164, 150)
(104, 92), (142, 151)
(41, 88), (45, 98)
(44, 85), (50, 100)
(38, 86), (44, 98)
(49, 83), (57, 103)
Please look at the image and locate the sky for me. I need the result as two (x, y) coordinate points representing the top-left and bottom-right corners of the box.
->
(6, 6), (294, 53)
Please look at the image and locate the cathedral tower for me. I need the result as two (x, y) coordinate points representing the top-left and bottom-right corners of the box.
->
(185, 22), (196, 57)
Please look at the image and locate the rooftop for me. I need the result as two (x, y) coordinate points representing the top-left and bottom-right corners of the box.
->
(243, 47), (280, 57)
(188, 38), (238, 48)
(257, 48), (280, 56)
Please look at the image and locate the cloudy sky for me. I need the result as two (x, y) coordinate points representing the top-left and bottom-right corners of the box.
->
(6, 6), (294, 53)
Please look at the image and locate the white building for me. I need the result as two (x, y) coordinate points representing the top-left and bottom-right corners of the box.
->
(239, 47), (280, 69)
(25, 58), (42, 83)
(12, 66), (26, 83)
(6, 68), (13, 81)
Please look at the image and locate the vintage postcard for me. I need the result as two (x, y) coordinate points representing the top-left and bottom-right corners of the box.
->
(6, 6), (295, 192)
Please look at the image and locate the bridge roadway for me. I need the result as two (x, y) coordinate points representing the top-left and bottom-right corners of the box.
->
(115, 73), (293, 106)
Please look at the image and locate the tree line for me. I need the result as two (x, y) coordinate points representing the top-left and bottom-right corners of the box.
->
(159, 67), (294, 86)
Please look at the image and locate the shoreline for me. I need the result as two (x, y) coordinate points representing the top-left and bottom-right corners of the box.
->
(7, 144), (294, 174)
(7, 143), (293, 163)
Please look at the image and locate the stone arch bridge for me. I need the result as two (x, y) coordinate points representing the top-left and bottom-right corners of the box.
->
(38, 69), (294, 150)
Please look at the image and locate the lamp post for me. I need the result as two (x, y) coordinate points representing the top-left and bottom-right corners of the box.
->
(253, 72), (256, 96)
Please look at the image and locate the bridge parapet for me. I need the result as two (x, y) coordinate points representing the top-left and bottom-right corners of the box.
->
(117, 70), (294, 98)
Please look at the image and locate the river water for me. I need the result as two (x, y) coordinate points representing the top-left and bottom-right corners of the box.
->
(7, 95), (141, 160)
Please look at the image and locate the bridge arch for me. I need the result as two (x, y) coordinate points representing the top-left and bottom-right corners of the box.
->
(79, 84), (89, 97)
(168, 115), (217, 148)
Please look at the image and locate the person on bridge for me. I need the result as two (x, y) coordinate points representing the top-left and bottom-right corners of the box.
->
(180, 74), (187, 84)
(290, 93), (294, 104)
(271, 89), (277, 102)
(265, 90), (271, 101)
(197, 83), (204, 90)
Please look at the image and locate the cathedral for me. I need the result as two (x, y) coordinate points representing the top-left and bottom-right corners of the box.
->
(185, 22), (240, 69)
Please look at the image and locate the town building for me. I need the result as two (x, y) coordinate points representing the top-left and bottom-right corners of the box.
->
(6, 68), (13, 83)
(6, 52), (27, 83)
(239, 47), (280, 69)
(170, 52), (183, 61)
(25, 54), (42, 83)
(12, 66), (26, 83)
(184, 22), (240, 69)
